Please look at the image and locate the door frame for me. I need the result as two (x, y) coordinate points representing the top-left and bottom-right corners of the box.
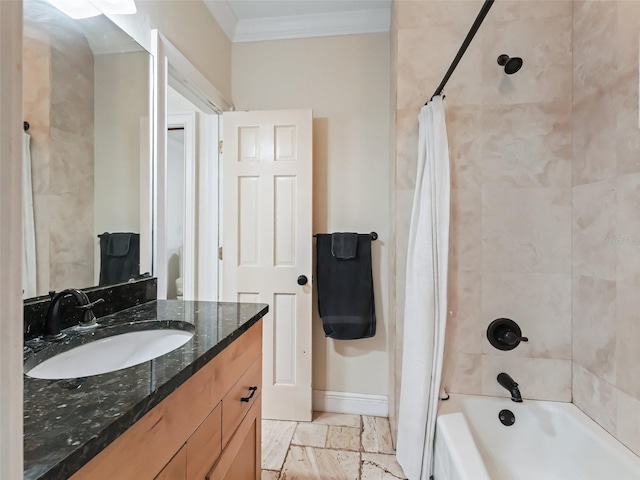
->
(154, 32), (231, 300)
(167, 112), (196, 300)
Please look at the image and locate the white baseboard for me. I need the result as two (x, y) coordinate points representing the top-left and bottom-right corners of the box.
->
(313, 390), (389, 417)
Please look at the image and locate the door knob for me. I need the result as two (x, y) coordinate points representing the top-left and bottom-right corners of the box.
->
(297, 275), (308, 286)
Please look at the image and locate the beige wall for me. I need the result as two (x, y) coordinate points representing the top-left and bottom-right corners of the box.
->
(24, 22), (95, 296)
(136, 0), (232, 100)
(94, 52), (150, 284)
(232, 33), (391, 397)
(571, 0), (640, 456)
(392, 0), (574, 430)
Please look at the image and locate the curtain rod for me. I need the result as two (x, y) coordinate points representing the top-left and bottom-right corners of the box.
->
(427, 0), (495, 104)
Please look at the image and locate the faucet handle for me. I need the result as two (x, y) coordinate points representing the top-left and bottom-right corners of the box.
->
(76, 298), (105, 311)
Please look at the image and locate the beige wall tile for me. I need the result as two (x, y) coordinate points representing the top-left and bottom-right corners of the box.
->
(482, 272), (571, 359)
(449, 188), (481, 272)
(395, 109), (419, 190)
(447, 106), (482, 190)
(481, 103), (572, 188)
(49, 127), (93, 196)
(481, 16), (571, 105)
(488, 1), (572, 23)
(442, 352), (482, 395)
(573, 0), (617, 98)
(49, 261), (93, 292)
(617, 389), (640, 457)
(572, 94), (617, 186)
(482, 188), (571, 273)
(572, 275), (616, 383)
(49, 193), (94, 266)
(573, 363), (617, 436)
(447, 271), (482, 355)
(396, 1), (482, 31)
(572, 180), (616, 279)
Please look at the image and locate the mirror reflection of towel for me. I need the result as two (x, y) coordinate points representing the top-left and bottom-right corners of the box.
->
(317, 233), (376, 340)
(98, 232), (140, 285)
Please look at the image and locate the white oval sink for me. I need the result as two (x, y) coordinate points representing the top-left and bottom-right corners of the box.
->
(26, 328), (194, 380)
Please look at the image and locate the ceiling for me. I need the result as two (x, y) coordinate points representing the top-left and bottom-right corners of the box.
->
(204, 0), (392, 43)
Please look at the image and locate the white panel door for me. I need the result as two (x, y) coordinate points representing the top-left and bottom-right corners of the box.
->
(222, 110), (313, 421)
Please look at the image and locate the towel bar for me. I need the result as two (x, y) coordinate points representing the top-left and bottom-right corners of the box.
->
(313, 232), (378, 241)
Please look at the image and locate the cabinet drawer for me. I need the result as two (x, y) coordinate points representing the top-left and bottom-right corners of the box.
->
(156, 446), (187, 480)
(221, 358), (261, 448)
(187, 403), (222, 480)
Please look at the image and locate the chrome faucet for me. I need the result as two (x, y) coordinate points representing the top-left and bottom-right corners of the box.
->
(43, 289), (104, 341)
(497, 372), (522, 402)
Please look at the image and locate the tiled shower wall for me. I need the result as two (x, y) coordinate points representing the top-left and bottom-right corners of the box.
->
(391, 0), (574, 433)
(571, 0), (640, 457)
(391, 0), (640, 457)
(24, 19), (95, 296)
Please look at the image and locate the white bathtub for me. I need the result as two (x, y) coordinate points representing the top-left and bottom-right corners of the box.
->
(433, 393), (640, 480)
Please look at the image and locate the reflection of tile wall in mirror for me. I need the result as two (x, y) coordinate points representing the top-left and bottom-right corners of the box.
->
(23, 0), (152, 299)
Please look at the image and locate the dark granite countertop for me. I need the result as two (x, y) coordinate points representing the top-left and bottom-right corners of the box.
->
(23, 300), (268, 480)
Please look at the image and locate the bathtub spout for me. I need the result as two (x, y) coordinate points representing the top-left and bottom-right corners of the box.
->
(497, 373), (522, 402)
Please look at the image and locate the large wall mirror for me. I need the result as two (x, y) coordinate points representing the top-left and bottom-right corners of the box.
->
(23, 0), (153, 300)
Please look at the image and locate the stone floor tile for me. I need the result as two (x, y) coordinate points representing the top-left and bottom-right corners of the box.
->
(280, 446), (360, 480)
(326, 426), (361, 451)
(361, 453), (407, 479)
(262, 470), (280, 480)
(262, 420), (297, 471)
(292, 422), (329, 448)
(312, 411), (362, 428)
(361, 416), (394, 454)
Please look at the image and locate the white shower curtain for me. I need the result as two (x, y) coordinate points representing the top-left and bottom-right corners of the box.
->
(396, 96), (450, 480)
(23, 131), (37, 299)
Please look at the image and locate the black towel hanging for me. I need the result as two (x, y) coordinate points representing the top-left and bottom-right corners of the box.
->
(314, 231), (378, 240)
(315, 233), (376, 340)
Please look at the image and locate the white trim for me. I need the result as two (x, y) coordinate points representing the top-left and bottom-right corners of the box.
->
(156, 33), (224, 302)
(202, 0), (237, 42)
(197, 114), (220, 301)
(233, 8), (391, 43)
(0, 0), (24, 477)
(313, 390), (389, 417)
(152, 31), (168, 299)
(167, 113), (196, 301)
(163, 38), (233, 112)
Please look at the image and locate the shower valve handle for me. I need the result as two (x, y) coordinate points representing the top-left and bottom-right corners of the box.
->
(500, 331), (528, 346)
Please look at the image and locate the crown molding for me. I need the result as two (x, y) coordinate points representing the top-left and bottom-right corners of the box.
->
(234, 8), (390, 43)
(205, 1), (391, 43)
(203, 0), (237, 41)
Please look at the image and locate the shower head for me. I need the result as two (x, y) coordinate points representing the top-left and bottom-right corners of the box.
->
(497, 54), (523, 74)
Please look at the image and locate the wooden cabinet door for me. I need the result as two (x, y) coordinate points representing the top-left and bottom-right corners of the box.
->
(155, 445), (187, 480)
(207, 395), (261, 480)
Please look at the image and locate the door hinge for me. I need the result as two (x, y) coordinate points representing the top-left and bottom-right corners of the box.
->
(218, 246), (223, 260)
(218, 140), (223, 154)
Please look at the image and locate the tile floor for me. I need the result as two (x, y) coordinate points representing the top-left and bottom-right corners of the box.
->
(262, 412), (407, 480)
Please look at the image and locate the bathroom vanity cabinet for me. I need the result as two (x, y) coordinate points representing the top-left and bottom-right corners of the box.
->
(70, 320), (262, 480)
